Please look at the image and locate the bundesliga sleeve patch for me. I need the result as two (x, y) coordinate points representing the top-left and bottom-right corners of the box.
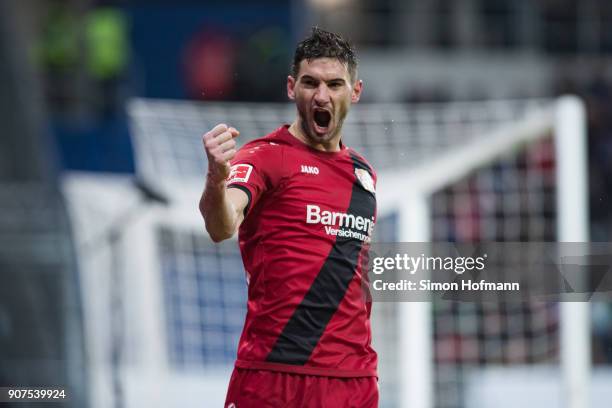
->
(227, 164), (253, 184)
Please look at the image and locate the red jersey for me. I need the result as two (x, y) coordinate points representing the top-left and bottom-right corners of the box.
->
(226, 125), (377, 377)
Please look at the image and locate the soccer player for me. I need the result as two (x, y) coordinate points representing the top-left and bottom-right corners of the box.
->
(200, 27), (378, 407)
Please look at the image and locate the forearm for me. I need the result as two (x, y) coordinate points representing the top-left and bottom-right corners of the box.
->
(200, 176), (239, 242)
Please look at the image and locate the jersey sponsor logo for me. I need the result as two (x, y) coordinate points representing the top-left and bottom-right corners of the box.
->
(301, 165), (319, 175)
(306, 204), (373, 242)
(355, 168), (375, 194)
(226, 164), (253, 184)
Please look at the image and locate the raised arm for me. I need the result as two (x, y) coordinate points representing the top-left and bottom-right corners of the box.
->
(199, 123), (248, 242)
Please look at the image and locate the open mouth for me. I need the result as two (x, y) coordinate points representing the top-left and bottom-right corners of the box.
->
(313, 109), (332, 131)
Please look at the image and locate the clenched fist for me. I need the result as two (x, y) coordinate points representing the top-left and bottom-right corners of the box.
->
(203, 123), (240, 183)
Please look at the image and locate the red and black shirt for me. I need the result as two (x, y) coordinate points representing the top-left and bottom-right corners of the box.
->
(226, 125), (377, 377)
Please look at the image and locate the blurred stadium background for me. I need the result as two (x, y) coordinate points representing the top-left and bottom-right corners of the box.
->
(1, 0), (612, 407)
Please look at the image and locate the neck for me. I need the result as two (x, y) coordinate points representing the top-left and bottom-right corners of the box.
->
(288, 120), (342, 153)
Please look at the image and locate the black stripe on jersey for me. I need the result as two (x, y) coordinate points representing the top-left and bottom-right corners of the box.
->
(266, 153), (376, 365)
(350, 150), (375, 178)
(227, 184), (252, 217)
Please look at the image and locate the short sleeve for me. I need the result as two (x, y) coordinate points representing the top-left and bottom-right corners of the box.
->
(226, 141), (282, 216)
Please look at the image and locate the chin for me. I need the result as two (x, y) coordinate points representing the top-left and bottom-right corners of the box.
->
(310, 129), (334, 142)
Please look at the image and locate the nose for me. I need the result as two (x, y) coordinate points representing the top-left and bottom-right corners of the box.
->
(314, 83), (330, 105)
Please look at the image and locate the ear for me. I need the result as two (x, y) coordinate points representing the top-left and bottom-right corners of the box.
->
(287, 75), (296, 100)
(351, 79), (363, 103)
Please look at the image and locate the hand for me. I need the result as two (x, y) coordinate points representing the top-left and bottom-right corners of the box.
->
(202, 123), (240, 183)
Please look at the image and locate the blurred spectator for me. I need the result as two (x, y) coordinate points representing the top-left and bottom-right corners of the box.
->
(85, 7), (130, 117)
(181, 26), (290, 102)
(183, 31), (237, 100)
(38, 2), (130, 118)
(38, 2), (80, 113)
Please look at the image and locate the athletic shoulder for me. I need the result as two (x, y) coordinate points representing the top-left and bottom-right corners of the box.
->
(229, 126), (294, 186)
(239, 126), (292, 152)
(347, 147), (377, 180)
(227, 127), (290, 213)
(232, 131), (284, 171)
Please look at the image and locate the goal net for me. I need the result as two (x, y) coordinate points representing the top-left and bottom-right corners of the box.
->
(62, 97), (588, 408)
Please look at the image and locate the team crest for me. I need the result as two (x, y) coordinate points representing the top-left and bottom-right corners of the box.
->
(355, 168), (375, 194)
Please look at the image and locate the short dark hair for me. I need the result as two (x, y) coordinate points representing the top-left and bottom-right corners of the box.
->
(291, 27), (357, 82)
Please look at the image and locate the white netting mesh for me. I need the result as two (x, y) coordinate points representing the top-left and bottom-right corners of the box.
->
(126, 98), (562, 408)
(157, 226), (247, 369)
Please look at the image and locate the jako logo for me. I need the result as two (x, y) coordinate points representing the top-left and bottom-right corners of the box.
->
(301, 165), (319, 175)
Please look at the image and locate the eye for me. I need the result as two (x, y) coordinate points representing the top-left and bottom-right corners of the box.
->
(302, 78), (317, 87)
(329, 81), (343, 89)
